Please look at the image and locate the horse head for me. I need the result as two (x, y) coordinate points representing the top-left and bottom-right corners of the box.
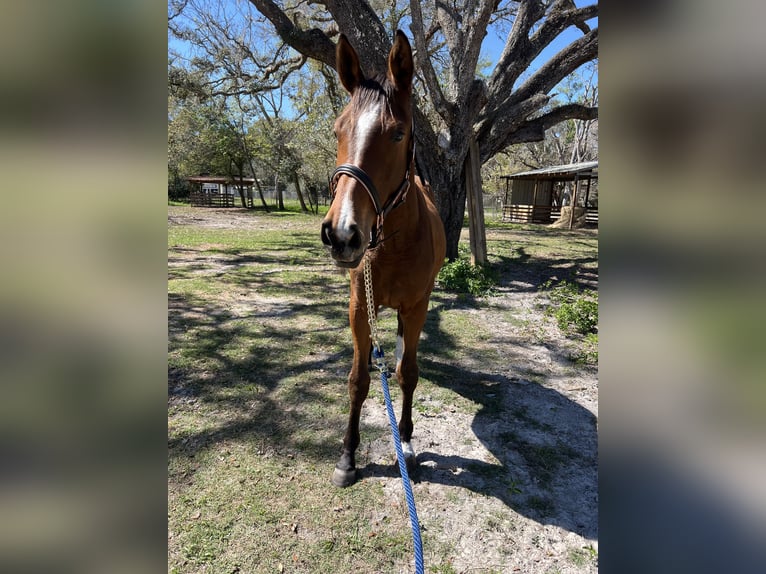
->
(321, 31), (415, 268)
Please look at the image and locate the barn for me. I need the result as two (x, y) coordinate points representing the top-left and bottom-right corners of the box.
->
(501, 160), (598, 227)
(185, 175), (256, 207)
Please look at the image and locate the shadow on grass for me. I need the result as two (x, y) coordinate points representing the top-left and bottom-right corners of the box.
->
(352, 296), (598, 539)
(168, 289), (351, 466)
(489, 250), (599, 293)
(169, 220), (598, 540)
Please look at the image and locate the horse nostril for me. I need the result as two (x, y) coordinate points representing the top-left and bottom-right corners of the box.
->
(347, 225), (362, 250)
(321, 221), (334, 247)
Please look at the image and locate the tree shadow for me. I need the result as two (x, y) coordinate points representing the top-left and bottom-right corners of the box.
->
(490, 251), (599, 293)
(168, 290), (353, 466)
(355, 297), (598, 540)
(168, 221), (598, 539)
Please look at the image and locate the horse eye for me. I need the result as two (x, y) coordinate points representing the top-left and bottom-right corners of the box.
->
(393, 130), (405, 142)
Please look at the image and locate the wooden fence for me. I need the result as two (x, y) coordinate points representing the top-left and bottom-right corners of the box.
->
(503, 204), (598, 225)
(190, 190), (253, 208)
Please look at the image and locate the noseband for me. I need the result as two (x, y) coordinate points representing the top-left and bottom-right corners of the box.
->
(329, 122), (415, 250)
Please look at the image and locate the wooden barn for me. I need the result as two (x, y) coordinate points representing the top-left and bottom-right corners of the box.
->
(185, 175), (256, 207)
(501, 160), (598, 226)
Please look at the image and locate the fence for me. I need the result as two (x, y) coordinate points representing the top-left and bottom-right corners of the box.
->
(189, 189), (254, 208)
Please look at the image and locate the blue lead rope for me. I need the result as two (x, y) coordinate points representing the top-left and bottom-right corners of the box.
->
(372, 346), (424, 574)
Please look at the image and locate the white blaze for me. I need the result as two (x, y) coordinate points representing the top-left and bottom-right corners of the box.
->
(335, 102), (382, 243)
(353, 103), (382, 164)
(336, 189), (357, 243)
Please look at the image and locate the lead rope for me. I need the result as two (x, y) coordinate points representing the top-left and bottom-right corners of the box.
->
(363, 255), (425, 574)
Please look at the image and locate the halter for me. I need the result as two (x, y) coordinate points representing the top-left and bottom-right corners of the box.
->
(329, 121), (415, 250)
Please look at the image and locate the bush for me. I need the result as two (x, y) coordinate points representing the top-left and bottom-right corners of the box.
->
(437, 258), (496, 296)
(555, 298), (598, 334)
(541, 280), (598, 335)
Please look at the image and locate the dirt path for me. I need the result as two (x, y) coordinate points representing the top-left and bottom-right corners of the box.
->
(168, 206), (598, 573)
(361, 283), (598, 573)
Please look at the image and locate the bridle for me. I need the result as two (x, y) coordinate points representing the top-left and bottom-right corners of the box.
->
(329, 120), (415, 250)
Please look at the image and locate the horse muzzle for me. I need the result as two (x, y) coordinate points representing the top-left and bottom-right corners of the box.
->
(321, 219), (367, 268)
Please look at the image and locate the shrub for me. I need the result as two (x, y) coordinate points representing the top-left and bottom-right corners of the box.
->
(555, 298), (598, 334)
(541, 280), (598, 335)
(437, 258), (496, 296)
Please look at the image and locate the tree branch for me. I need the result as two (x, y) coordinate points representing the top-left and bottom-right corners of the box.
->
(322, 0), (391, 74)
(529, 3), (598, 62)
(487, 2), (597, 103)
(458, 0), (500, 98)
(486, 0), (546, 98)
(410, 0), (454, 121)
(247, 0), (336, 67)
(482, 102), (598, 160)
(512, 26), (598, 104)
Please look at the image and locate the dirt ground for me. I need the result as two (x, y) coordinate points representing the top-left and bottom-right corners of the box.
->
(168, 206), (598, 573)
(360, 237), (598, 573)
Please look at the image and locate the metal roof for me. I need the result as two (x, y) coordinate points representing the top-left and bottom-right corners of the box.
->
(503, 160), (598, 181)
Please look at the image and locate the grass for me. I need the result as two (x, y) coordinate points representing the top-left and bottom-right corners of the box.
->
(541, 280), (598, 334)
(538, 279), (598, 365)
(168, 205), (598, 572)
(569, 545), (598, 568)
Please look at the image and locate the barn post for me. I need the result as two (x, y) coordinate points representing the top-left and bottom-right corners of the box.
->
(568, 173), (581, 230)
(465, 135), (487, 265)
(503, 176), (511, 221)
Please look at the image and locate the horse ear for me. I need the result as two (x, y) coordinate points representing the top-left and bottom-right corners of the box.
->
(387, 30), (413, 94)
(336, 34), (363, 94)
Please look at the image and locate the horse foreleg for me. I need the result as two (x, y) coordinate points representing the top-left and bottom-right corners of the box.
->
(396, 301), (429, 472)
(332, 301), (371, 487)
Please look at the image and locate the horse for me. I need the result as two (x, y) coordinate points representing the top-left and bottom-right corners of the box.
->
(321, 30), (446, 487)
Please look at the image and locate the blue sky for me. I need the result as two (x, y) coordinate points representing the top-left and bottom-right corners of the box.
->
(169, 1), (598, 112)
(481, 0), (598, 90)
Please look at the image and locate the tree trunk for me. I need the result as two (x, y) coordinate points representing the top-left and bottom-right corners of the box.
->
(275, 173), (284, 210)
(434, 167), (467, 262)
(237, 173), (248, 208)
(240, 121), (269, 211)
(417, 140), (467, 262)
(465, 135), (487, 265)
(293, 171), (310, 213)
(228, 162), (248, 208)
(251, 173), (270, 212)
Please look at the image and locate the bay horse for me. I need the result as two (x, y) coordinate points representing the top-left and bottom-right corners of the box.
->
(321, 31), (446, 487)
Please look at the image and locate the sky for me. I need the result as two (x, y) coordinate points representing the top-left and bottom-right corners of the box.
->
(169, 0), (598, 115)
(481, 0), (598, 90)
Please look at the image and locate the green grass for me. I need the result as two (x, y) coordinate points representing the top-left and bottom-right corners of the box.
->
(168, 206), (598, 572)
(168, 208), (416, 572)
(541, 280), (598, 335)
(569, 545), (598, 568)
(538, 279), (599, 365)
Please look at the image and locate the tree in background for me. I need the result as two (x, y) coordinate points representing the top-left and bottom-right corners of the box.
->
(239, 0), (597, 258)
(169, 0), (299, 210)
(169, 0), (597, 254)
(482, 59), (598, 208)
(514, 60), (598, 170)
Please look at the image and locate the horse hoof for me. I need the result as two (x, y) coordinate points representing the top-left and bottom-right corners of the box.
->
(331, 467), (357, 488)
(402, 442), (418, 473)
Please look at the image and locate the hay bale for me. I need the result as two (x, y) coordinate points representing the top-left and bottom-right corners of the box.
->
(551, 206), (587, 229)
